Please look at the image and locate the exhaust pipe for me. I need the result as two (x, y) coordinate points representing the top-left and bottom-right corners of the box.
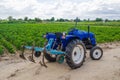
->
(88, 25), (90, 38)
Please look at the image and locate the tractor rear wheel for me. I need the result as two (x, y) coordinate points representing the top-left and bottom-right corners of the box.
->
(65, 39), (86, 69)
(45, 53), (56, 62)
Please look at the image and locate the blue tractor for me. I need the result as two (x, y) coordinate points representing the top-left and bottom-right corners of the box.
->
(20, 19), (103, 69)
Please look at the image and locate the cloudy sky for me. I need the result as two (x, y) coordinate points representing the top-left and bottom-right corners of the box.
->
(0, 0), (120, 19)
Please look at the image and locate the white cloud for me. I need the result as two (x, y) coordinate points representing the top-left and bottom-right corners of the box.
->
(0, 0), (120, 19)
(2, 0), (37, 11)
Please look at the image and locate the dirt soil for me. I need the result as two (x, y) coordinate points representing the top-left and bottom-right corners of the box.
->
(0, 42), (120, 80)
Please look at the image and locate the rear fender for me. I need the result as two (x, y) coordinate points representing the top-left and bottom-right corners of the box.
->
(62, 35), (80, 51)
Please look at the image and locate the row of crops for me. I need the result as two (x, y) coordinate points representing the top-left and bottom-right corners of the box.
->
(0, 22), (120, 55)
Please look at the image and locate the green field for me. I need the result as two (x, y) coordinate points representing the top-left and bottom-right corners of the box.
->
(0, 22), (120, 54)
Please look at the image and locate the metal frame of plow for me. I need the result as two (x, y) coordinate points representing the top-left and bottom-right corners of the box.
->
(19, 38), (65, 68)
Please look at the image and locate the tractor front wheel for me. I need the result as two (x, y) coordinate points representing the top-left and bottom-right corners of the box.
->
(90, 46), (103, 60)
(65, 39), (86, 69)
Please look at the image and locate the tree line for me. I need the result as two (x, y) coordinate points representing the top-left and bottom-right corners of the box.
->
(0, 16), (120, 23)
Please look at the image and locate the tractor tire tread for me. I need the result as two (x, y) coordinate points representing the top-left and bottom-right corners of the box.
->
(65, 39), (86, 69)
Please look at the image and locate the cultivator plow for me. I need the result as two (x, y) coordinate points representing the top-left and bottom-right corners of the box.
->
(19, 38), (65, 68)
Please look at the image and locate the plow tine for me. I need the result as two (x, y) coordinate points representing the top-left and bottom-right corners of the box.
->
(42, 53), (47, 68)
(28, 56), (35, 63)
(19, 46), (27, 60)
(20, 54), (26, 60)
(39, 51), (47, 68)
(28, 47), (36, 63)
(28, 42), (36, 63)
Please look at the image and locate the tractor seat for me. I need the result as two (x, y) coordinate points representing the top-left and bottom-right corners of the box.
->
(55, 32), (63, 39)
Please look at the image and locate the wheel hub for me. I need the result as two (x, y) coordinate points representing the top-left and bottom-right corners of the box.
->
(93, 49), (102, 59)
(72, 45), (84, 64)
(74, 52), (77, 56)
(95, 52), (98, 55)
